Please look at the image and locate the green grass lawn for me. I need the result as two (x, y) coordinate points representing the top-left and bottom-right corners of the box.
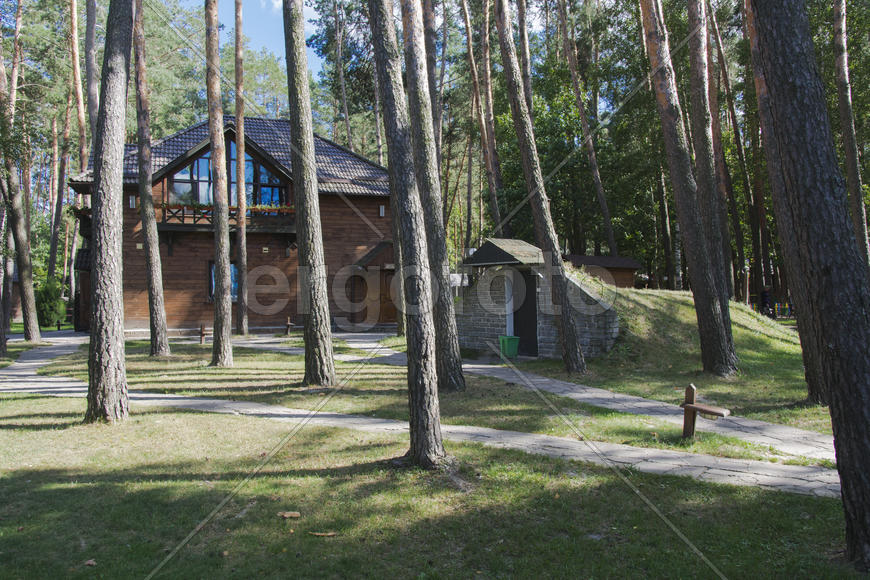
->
(0, 340), (47, 369)
(39, 341), (824, 465)
(8, 321), (74, 334)
(511, 288), (832, 435)
(0, 394), (854, 578)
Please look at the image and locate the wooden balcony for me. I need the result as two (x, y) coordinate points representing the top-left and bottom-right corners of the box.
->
(158, 204), (296, 234)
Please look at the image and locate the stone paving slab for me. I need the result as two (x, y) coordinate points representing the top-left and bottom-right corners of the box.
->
(334, 334), (836, 463)
(0, 335), (840, 498)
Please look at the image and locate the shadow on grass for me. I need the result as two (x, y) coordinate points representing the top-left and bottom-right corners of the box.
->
(0, 433), (854, 579)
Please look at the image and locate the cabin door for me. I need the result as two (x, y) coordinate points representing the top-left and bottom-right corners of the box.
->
(515, 269), (538, 356)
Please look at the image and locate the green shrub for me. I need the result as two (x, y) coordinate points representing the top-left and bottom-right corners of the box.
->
(35, 278), (66, 328)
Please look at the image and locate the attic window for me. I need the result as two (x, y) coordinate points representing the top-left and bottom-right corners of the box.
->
(167, 140), (291, 209)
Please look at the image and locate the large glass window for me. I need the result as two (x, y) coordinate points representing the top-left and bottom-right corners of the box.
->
(168, 139), (290, 208)
(209, 262), (239, 302)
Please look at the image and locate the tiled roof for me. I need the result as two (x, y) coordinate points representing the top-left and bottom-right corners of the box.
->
(463, 238), (545, 266)
(71, 117), (390, 197)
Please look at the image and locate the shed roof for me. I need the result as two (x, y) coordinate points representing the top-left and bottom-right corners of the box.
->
(462, 238), (545, 267)
(69, 117), (390, 197)
(564, 254), (642, 270)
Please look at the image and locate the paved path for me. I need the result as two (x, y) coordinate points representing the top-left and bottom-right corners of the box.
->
(320, 334), (835, 463)
(0, 335), (840, 498)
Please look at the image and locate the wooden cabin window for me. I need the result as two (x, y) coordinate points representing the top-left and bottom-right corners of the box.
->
(168, 140), (291, 209)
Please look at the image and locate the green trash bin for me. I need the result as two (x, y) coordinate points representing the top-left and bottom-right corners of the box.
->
(499, 335), (520, 359)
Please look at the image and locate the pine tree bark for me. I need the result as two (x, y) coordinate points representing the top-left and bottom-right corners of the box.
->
(710, 50), (744, 300)
(0, 40), (40, 342)
(85, 0), (99, 148)
(85, 0), (133, 422)
(494, 0), (585, 373)
(656, 167), (675, 289)
(480, 0), (510, 237)
(687, 0), (734, 317)
(134, 0), (170, 357)
(49, 118), (58, 227)
(284, 0), (336, 386)
(640, 0), (736, 376)
(743, 0), (824, 406)
(400, 0), (466, 393)
(49, 91), (73, 279)
(516, 0), (533, 117)
(746, 1), (870, 569)
(460, 0), (501, 239)
(334, 0), (354, 152)
(834, 0), (869, 266)
(235, 0), (249, 336)
(557, 0), (617, 255)
(372, 67), (384, 166)
(422, 0), (441, 165)
(206, 0), (233, 368)
(70, 0), (89, 172)
(369, 0), (445, 468)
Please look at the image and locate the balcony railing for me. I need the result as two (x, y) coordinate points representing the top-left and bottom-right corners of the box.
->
(160, 204), (295, 227)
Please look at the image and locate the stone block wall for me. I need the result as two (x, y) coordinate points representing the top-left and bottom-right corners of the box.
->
(455, 268), (508, 355)
(535, 268), (619, 359)
(455, 266), (619, 359)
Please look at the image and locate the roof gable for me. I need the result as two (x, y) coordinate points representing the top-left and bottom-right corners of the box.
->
(71, 117), (390, 197)
(463, 238), (545, 267)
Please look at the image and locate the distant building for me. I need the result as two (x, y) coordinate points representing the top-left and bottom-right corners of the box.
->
(455, 238), (619, 359)
(563, 254), (641, 288)
(70, 117), (397, 333)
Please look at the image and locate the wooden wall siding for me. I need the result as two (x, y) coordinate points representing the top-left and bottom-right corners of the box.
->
(119, 187), (393, 330)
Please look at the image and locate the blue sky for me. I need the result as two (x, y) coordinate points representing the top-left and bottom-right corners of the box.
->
(186, 0), (325, 75)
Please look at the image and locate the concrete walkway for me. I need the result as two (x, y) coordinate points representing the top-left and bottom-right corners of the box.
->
(313, 333), (835, 463)
(0, 334), (840, 498)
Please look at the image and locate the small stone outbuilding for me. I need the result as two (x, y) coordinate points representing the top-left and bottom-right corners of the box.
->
(455, 238), (619, 359)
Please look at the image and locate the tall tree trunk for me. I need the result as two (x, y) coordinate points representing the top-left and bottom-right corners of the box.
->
(401, 0), (466, 393)
(49, 118), (58, 227)
(495, 0), (585, 373)
(480, 0), (510, 237)
(709, 0), (753, 300)
(557, 0), (617, 255)
(746, 1), (870, 569)
(369, 0), (445, 468)
(422, 0), (441, 165)
(710, 45), (743, 300)
(334, 0), (354, 152)
(70, 0), (89, 172)
(85, 0), (133, 422)
(687, 0), (734, 320)
(67, 223), (79, 306)
(744, 0), (825, 406)
(640, 0), (737, 376)
(22, 131), (31, 242)
(0, 213), (5, 356)
(235, 0), (249, 336)
(49, 91), (73, 279)
(656, 167), (675, 289)
(516, 0), (533, 117)
(0, 54), (40, 342)
(460, 0), (503, 241)
(373, 67), (384, 166)
(206, 0), (233, 368)
(284, 0), (336, 386)
(834, 0), (869, 265)
(465, 130), (473, 251)
(134, 0), (170, 357)
(3, 226), (12, 333)
(86, 0), (99, 149)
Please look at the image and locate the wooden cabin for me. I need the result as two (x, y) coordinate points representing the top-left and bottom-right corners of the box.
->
(69, 117), (396, 334)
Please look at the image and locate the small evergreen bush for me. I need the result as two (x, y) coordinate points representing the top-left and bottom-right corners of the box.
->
(36, 278), (66, 328)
